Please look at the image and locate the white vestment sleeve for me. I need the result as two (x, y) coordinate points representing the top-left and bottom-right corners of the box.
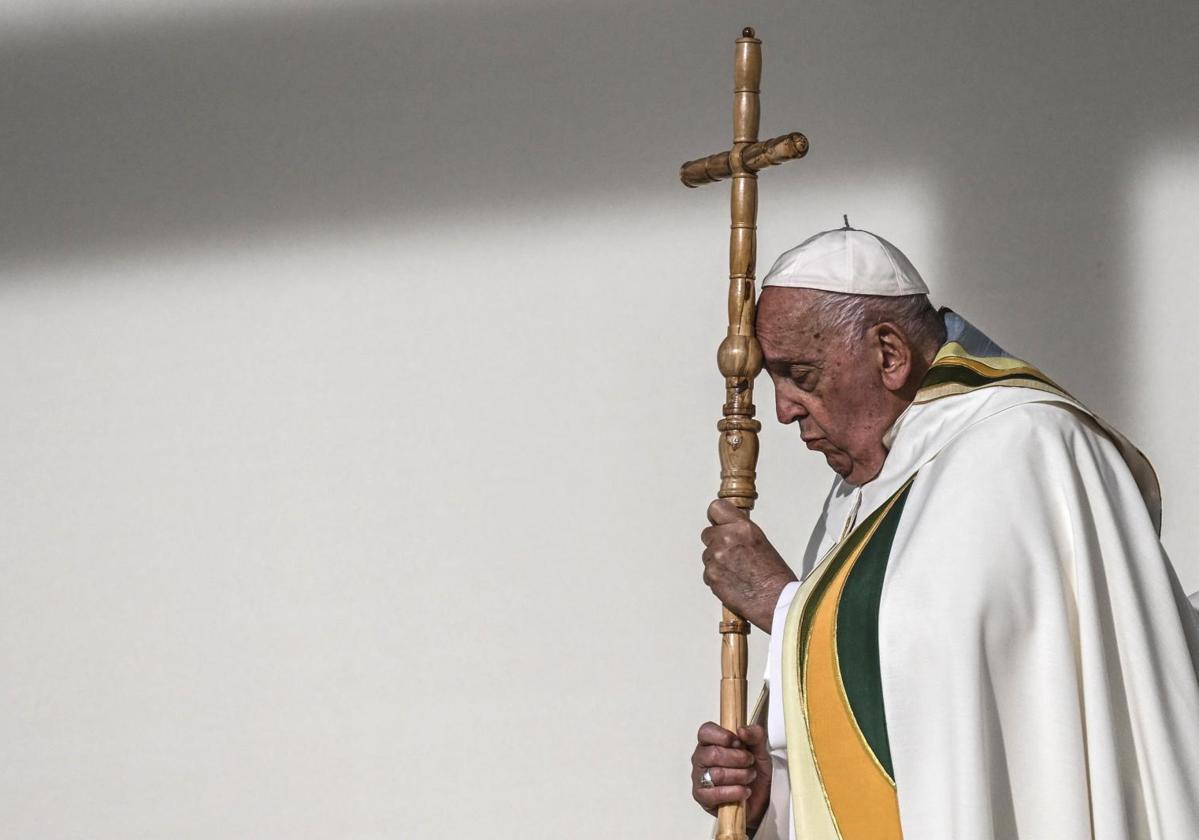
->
(879, 402), (1199, 840)
(766, 581), (800, 751)
(747, 580), (800, 840)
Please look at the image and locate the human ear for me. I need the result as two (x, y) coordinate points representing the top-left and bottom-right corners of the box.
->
(874, 323), (912, 392)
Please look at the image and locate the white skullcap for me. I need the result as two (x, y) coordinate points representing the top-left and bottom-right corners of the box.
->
(761, 223), (929, 296)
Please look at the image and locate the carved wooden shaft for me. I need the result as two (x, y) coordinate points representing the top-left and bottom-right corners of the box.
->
(678, 26), (808, 840)
(716, 38), (763, 506)
(712, 30), (762, 840)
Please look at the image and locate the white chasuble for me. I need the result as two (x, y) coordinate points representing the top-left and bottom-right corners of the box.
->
(745, 312), (1199, 840)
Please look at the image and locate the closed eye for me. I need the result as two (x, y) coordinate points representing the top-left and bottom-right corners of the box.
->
(787, 365), (817, 388)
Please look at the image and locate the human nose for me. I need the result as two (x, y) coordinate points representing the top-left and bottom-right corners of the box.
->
(774, 387), (808, 425)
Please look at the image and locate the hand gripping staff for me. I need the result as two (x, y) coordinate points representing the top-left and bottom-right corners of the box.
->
(678, 27), (808, 840)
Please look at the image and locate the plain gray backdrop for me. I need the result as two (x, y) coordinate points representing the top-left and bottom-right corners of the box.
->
(2, 1), (1197, 837)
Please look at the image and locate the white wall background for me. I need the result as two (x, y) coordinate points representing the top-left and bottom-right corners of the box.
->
(1, 1), (1196, 837)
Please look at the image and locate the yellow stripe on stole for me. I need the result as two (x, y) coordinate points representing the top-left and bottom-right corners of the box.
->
(803, 551), (901, 839)
(782, 553), (850, 840)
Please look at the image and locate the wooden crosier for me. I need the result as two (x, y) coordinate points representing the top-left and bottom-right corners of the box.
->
(678, 27), (808, 840)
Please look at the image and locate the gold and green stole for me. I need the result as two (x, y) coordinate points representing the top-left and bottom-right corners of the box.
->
(914, 339), (1068, 405)
(781, 477), (914, 840)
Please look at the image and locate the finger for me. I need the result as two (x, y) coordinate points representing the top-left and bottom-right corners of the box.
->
(694, 745), (755, 769)
(706, 498), (748, 526)
(701, 765), (757, 787)
(700, 525), (717, 547)
(737, 724), (766, 746)
(694, 785), (753, 809)
(696, 722), (739, 747)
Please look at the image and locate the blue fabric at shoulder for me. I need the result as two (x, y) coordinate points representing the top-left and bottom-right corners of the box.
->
(940, 309), (1009, 357)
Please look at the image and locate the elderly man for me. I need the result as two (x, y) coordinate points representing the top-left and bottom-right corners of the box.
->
(690, 225), (1199, 840)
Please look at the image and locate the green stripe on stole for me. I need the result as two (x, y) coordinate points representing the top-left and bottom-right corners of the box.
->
(835, 480), (913, 781)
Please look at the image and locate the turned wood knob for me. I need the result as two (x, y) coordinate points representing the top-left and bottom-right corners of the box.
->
(717, 333), (764, 379)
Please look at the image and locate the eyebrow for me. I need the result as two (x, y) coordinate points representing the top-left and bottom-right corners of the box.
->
(765, 359), (822, 372)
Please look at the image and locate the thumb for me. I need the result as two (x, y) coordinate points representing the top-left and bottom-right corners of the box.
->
(707, 498), (749, 526)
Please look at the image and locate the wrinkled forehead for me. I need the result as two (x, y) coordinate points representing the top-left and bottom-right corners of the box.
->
(755, 287), (829, 360)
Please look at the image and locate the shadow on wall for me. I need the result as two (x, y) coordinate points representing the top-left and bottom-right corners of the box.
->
(2, 0), (1197, 409)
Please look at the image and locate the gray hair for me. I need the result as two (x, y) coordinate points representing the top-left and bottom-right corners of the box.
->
(805, 291), (947, 352)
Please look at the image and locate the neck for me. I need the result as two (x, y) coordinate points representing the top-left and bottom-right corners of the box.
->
(897, 342), (940, 403)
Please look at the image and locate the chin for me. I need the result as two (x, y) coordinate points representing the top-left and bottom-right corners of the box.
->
(813, 444), (865, 483)
(825, 454), (853, 478)
(827, 456), (873, 486)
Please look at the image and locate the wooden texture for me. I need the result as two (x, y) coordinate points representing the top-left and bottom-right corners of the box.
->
(679, 132), (809, 188)
(678, 26), (808, 840)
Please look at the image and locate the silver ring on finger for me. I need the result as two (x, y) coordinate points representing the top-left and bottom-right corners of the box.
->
(699, 768), (715, 789)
